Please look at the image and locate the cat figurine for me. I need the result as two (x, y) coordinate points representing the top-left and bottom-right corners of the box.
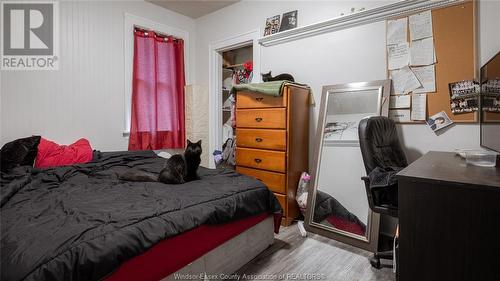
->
(120, 139), (202, 184)
(261, 71), (295, 82)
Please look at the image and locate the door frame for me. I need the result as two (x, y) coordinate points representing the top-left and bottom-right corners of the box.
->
(208, 29), (261, 167)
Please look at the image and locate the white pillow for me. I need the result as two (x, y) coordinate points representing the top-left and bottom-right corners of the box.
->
(156, 151), (172, 159)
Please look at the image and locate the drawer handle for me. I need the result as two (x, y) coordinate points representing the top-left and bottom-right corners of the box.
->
(254, 158), (262, 163)
(255, 117), (263, 122)
(255, 97), (264, 101)
(255, 138), (263, 142)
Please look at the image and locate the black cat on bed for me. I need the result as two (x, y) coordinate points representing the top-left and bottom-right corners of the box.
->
(160, 139), (202, 183)
(120, 140), (202, 184)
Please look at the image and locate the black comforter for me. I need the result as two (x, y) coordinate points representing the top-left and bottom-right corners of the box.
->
(0, 151), (281, 281)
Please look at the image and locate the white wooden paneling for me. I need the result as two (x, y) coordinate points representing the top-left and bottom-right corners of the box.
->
(0, 1), (195, 151)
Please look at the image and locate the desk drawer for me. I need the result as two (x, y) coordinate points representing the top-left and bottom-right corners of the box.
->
(236, 166), (286, 194)
(236, 91), (286, 108)
(236, 129), (286, 151)
(236, 147), (286, 173)
(236, 108), (286, 129)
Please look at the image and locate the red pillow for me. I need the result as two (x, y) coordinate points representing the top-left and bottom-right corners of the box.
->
(35, 138), (93, 168)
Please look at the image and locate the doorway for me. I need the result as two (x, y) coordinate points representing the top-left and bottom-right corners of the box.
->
(208, 30), (261, 167)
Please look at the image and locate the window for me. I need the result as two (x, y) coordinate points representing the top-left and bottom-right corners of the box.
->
(127, 28), (185, 150)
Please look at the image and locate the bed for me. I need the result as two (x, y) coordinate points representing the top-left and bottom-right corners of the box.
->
(313, 190), (366, 236)
(0, 150), (281, 281)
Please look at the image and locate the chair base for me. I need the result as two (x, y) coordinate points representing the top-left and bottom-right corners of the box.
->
(370, 250), (393, 269)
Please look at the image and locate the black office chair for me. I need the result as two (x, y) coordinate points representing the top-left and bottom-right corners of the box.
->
(358, 116), (407, 269)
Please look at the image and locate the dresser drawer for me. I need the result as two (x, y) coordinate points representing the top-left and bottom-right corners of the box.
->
(236, 129), (286, 151)
(236, 148), (286, 173)
(274, 193), (287, 213)
(236, 166), (286, 194)
(236, 91), (287, 109)
(236, 108), (286, 129)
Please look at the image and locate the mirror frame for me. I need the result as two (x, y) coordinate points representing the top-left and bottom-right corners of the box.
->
(304, 79), (391, 253)
(480, 51), (500, 151)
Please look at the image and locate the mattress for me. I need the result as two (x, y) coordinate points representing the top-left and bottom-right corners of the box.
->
(105, 213), (274, 281)
(0, 151), (281, 281)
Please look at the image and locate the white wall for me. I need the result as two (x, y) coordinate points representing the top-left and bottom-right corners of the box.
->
(195, 0), (500, 233)
(196, 0), (500, 164)
(1, 1), (498, 155)
(0, 0), (497, 235)
(0, 1), (196, 151)
(3, 0), (497, 155)
(479, 0), (500, 66)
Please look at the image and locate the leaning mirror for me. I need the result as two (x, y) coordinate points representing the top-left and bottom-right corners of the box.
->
(480, 51), (500, 152)
(305, 80), (391, 252)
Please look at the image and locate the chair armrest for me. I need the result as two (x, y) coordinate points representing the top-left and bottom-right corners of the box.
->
(361, 176), (376, 213)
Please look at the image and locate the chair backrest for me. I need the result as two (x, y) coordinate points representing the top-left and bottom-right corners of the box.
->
(358, 116), (408, 175)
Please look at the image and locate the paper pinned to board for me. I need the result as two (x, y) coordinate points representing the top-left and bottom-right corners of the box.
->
(410, 37), (436, 66)
(411, 93), (427, 121)
(389, 109), (411, 123)
(412, 65), (436, 93)
(389, 94), (411, 109)
(390, 66), (422, 94)
(388, 43), (410, 70)
(387, 17), (408, 45)
(409, 11), (433, 41)
(426, 111), (453, 132)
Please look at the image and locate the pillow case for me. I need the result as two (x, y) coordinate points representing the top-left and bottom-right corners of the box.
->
(35, 138), (93, 168)
(0, 136), (41, 172)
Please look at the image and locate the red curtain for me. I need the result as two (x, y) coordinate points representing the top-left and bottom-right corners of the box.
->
(128, 29), (186, 150)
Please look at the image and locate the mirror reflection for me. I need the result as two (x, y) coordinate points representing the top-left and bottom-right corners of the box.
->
(480, 51), (500, 152)
(312, 89), (382, 238)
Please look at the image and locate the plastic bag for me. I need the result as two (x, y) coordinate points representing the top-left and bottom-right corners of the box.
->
(296, 172), (311, 215)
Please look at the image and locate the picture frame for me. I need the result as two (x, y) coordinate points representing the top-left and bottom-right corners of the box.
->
(279, 10), (298, 32)
(263, 15), (281, 36)
(426, 111), (453, 132)
(448, 80), (480, 114)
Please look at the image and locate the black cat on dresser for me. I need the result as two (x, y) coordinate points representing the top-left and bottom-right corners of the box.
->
(261, 71), (295, 82)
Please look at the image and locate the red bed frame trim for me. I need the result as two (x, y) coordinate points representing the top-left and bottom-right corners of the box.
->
(105, 213), (281, 281)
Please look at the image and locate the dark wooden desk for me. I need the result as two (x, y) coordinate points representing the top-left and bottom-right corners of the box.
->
(397, 151), (500, 281)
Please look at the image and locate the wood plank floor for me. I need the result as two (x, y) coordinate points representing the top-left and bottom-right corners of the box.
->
(236, 224), (395, 281)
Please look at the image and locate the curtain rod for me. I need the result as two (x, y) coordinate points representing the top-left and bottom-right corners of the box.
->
(133, 25), (181, 40)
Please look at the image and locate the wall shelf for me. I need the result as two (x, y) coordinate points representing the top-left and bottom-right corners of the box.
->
(223, 63), (245, 69)
(258, 0), (462, 47)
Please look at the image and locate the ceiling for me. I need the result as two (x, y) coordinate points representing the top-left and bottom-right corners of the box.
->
(148, 0), (240, 19)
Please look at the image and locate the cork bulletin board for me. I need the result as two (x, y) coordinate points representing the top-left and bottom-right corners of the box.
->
(387, 1), (478, 123)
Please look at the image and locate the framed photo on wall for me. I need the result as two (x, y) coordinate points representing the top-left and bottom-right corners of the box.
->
(448, 80), (480, 114)
(279, 10), (298, 32)
(263, 15), (281, 36)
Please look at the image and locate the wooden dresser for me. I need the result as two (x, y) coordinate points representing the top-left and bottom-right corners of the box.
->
(235, 85), (310, 226)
